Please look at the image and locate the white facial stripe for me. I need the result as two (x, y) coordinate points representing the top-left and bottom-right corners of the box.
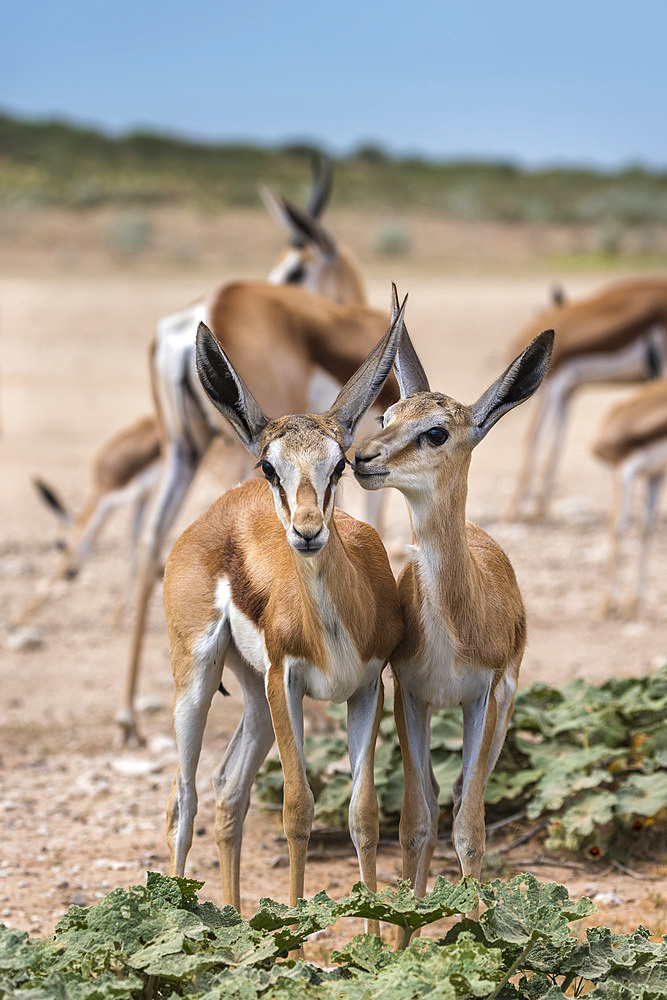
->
(265, 436), (343, 524)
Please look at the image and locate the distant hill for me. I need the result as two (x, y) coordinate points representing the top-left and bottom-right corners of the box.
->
(2, 111), (667, 226)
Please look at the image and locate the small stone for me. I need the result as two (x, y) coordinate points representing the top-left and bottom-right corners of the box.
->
(6, 627), (44, 651)
(69, 891), (87, 907)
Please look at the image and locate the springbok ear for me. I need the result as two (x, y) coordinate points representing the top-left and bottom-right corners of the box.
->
(390, 282), (430, 397)
(470, 330), (555, 444)
(306, 153), (333, 219)
(195, 323), (269, 457)
(328, 289), (408, 448)
(261, 189), (337, 258)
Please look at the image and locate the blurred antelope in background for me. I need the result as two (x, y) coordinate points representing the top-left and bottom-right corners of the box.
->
(593, 377), (667, 617)
(165, 304), (404, 926)
(11, 416), (161, 634)
(120, 167), (397, 745)
(354, 292), (553, 934)
(507, 278), (666, 520)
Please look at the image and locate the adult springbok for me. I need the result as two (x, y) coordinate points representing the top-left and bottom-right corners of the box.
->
(11, 416), (161, 634)
(507, 278), (666, 520)
(592, 377), (667, 617)
(354, 293), (553, 926)
(121, 214), (395, 745)
(164, 300), (405, 924)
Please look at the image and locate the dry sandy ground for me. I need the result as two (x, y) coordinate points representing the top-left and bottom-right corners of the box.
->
(1, 250), (666, 954)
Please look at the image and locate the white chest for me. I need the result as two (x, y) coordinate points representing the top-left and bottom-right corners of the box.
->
(395, 554), (493, 710)
(211, 577), (381, 703)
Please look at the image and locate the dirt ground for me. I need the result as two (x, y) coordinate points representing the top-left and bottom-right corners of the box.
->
(1, 215), (666, 954)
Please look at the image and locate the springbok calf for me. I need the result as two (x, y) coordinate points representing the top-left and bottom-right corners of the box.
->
(121, 218), (394, 745)
(507, 278), (666, 520)
(354, 296), (553, 919)
(592, 377), (667, 617)
(11, 416), (161, 633)
(164, 302), (404, 924)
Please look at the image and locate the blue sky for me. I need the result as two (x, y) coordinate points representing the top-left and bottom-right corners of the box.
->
(3, 0), (666, 168)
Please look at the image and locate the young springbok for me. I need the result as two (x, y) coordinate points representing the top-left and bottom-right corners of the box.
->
(118, 175), (399, 744)
(592, 377), (667, 617)
(164, 300), (405, 919)
(354, 295), (553, 915)
(507, 278), (666, 520)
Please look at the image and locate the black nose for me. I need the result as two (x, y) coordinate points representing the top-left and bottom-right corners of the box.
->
(354, 450), (380, 465)
(293, 526), (322, 542)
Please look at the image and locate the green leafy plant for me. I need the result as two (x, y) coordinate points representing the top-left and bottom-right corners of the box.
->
(1, 873), (664, 999)
(256, 668), (667, 858)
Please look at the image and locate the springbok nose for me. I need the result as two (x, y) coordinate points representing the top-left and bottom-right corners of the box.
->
(354, 446), (381, 466)
(293, 525), (322, 543)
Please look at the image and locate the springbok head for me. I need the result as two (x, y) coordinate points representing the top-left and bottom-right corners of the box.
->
(195, 290), (406, 554)
(263, 156), (366, 307)
(354, 288), (554, 498)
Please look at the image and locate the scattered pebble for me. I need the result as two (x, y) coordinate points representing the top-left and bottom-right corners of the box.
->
(6, 627), (44, 652)
(110, 757), (164, 776)
(593, 890), (623, 907)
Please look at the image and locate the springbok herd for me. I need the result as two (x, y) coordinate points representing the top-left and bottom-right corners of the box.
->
(9, 161), (667, 925)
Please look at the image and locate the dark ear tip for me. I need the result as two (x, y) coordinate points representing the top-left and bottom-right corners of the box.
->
(539, 329), (556, 352)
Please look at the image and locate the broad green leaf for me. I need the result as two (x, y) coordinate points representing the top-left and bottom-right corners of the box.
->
(335, 877), (478, 933)
(479, 873), (595, 946)
(615, 772), (667, 818)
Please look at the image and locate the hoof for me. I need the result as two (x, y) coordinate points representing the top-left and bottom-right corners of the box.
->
(114, 709), (146, 748)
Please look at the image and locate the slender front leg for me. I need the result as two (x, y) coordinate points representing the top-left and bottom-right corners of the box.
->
(599, 465), (634, 618)
(453, 685), (498, 882)
(632, 472), (663, 615)
(346, 674), (384, 934)
(265, 662), (314, 907)
(212, 662), (275, 912)
(166, 624), (228, 878)
(393, 674), (435, 947)
(531, 387), (573, 520)
(111, 475), (156, 626)
(506, 391), (551, 521)
(119, 441), (203, 745)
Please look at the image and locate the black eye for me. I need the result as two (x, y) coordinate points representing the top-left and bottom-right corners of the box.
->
(261, 461), (278, 482)
(425, 427), (448, 446)
(286, 264), (306, 284)
(331, 458), (346, 479)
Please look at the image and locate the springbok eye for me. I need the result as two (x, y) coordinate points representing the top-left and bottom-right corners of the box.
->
(425, 427), (448, 446)
(331, 458), (346, 480)
(287, 264), (306, 284)
(261, 461), (278, 482)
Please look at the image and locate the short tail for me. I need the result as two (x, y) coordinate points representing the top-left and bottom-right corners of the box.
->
(32, 478), (75, 525)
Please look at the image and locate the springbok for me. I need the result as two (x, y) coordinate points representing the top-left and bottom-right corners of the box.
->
(8, 158), (340, 640)
(164, 302), (404, 925)
(120, 216), (394, 745)
(354, 294), (553, 924)
(11, 416), (161, 634)
(592, 377), (667, 617)
(507, 278), (666, 520)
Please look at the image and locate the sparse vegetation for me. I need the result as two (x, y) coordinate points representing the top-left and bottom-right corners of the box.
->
(257, 668), (667, 860)
(3, 112), (667, 230)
